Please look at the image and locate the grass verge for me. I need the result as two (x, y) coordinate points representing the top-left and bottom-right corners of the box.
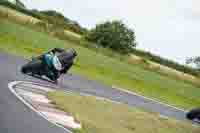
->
(0, 18), (200, 109)
(48, 91), (200, 133)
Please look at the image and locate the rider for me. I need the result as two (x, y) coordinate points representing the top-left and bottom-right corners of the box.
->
(43, 48), (77, 81)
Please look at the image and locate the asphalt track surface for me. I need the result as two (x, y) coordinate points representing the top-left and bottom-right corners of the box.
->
(0, 52), (187, 133)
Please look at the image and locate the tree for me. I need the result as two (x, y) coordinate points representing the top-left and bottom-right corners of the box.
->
(16, 0), (25, 8)
(85, 20), (137, 54)
(186, 57), (200, 69)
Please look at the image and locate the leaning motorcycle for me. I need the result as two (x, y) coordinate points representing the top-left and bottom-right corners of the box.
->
(21, 48), (77, 83)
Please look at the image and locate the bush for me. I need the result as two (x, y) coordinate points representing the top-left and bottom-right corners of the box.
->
(85, 20), (137, 54)
(39, 10), (87, 35)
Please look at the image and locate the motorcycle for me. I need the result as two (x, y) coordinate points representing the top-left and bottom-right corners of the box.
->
(21, 48), (77, 83)
(186, 108), (200, 123)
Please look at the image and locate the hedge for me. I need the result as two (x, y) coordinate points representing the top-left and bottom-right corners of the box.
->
(0, 1), (43, 19)
(131, 49), (200, 77)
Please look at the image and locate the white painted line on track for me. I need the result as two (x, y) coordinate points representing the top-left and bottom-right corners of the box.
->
(8, 81), (73, 133)
(112, 85), (187, 112)
(63, 90), (122, 105)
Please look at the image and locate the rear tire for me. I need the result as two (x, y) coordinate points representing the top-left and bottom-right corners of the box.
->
(21, 66), (28, 74)
(21, 59), (43, 74)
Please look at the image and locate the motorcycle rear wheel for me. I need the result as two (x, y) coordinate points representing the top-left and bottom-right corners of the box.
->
(21, 59), (43, 74)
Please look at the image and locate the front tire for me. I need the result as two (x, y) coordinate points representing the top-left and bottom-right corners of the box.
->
(186, 108), (200, 120)
(21, 66), (28, 74)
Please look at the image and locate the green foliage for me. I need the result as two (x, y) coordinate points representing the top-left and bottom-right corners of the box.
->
(0, 0), (25, 8)
(85, 20), (137, 54)
(186, 56), (200, 69)
(16, 0), (25, 8)
(37, 10), (87, 35)
(39, 10), (70, 22)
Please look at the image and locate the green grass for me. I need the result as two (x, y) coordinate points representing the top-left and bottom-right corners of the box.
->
(48, 91), (200, 133)
(1, 19), (200, 109)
